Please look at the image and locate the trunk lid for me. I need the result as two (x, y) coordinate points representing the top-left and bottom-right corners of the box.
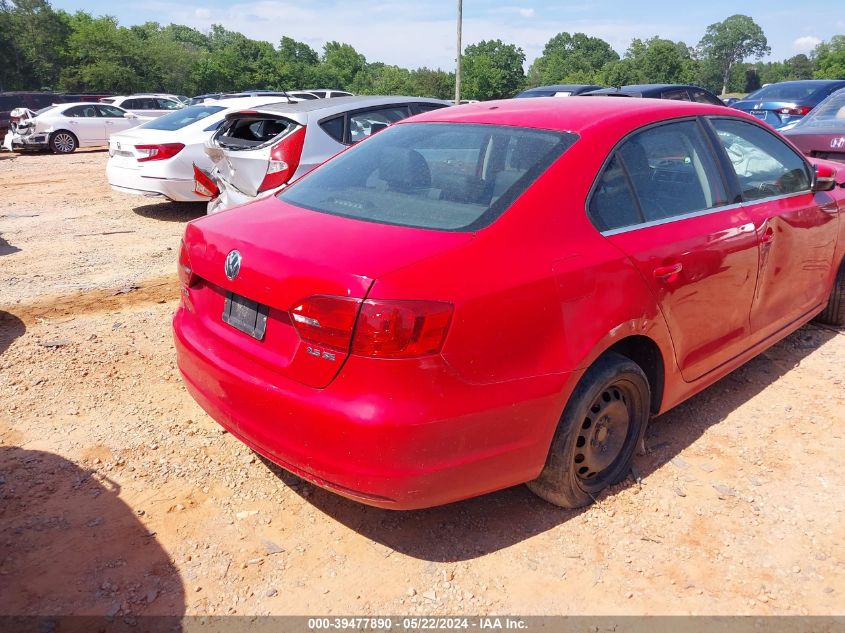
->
(733, 100), (807, 129)
(183, 196), (473, 387)
(108, 128), (181, 168)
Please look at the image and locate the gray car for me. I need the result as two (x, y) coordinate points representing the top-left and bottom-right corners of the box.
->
(202, 96), (451, 213)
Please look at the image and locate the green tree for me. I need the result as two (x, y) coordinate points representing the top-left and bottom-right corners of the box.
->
(1, 0), (69, 90)
(697, 14), (770, 95)
(318, 41), (366, 89)
(813, 36), (845, 79)
(529, 32), (618, 85)
(410, 67), (454, 99)
(59, 11), (146, 92)
(276, 36), (319, 89)
(461, 39), (525, 100)
(601, 37), (696, 86)
(191, 25), (277, 92)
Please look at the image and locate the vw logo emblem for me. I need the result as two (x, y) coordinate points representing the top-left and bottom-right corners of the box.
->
(224, 250), (242, 281)
(831, 137), (845, 150)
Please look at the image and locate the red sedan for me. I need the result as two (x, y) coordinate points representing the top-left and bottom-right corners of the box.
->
(173, 97), (845, 509)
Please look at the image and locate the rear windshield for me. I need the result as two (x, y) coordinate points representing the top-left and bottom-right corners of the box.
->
(279, 122), (577, 231)
(793, 89), (845, 129)
(140, 105), (225, 131)
(745, 83), (828, 101)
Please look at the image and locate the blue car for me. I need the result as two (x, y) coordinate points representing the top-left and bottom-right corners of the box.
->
(731, 80), (845, 129)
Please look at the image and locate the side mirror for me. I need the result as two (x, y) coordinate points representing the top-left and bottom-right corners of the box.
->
(124, 112), (137, 119)
(812, 163), (837, 192)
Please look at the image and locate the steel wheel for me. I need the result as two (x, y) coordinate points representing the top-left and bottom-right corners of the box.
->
(527, 352), (650, 508)
(51, 132), (76, 154)
(574, 380), (634, 487)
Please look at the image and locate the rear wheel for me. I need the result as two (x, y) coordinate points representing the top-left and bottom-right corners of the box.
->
(815, 259), (845, 326)
(50, 131), (77, 154)
(527, 352), (650, 508)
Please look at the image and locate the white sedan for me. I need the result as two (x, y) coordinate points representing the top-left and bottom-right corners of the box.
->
(4, 102), (147, 153)
(106, 97), (293, 203)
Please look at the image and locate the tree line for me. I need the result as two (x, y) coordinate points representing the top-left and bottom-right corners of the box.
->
(1, 2), (844, 99)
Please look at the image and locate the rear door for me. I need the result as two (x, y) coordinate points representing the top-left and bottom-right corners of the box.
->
(707, 117), (839, 339)
(592, 118), (760, 382)
(96, 104), (134, 137)
(62, 105), (105, 144)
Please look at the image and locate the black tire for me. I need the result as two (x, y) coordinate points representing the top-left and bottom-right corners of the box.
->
(816, 259), (845, 326)
(49, 130), (77, 154)
(527, 352), (650, 508)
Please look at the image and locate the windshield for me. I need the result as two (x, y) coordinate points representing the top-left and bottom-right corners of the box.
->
(745, 83), (826, 102)
(793, 89), (845, 129)
(279, 122), (577, 231)
(139, 105), (225, 131)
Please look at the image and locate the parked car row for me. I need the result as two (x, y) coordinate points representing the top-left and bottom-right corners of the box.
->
(518, 79), (845, 131)
(106, 95), (449, 210)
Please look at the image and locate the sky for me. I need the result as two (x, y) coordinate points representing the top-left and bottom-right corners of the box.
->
(50, 0), (845, 70)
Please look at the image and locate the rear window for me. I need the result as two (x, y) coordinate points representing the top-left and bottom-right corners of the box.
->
(215, 115), (295, 149)
(279, 122), (577, 231)
(745, 83), (828, 101)
(141, 105), (225, 131)
(793, 89), (845, 129)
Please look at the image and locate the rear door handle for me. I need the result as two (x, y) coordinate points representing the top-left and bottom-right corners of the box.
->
(653, 263), (683, 279)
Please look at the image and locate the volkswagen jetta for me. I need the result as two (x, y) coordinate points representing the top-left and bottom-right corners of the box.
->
(174, 98), (845, 509)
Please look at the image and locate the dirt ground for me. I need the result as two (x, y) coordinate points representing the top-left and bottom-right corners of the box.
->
(0, 149), (843, 619)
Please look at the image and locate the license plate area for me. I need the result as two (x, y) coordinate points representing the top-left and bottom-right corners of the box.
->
(222, 292), (269, 340)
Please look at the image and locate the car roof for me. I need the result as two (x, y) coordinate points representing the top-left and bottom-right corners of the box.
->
(205, 96), (292, 110)
(241, 95), (449, 117)
(759, 79), (845, 87)
(521, 84), (600, 92)
(587, 84), (708, 96)
(56, 102), (120, 108)
(403, 96), (733, 136)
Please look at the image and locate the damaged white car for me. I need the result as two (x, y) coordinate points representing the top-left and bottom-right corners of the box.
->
(196, 96), (450, 213)
(3, 102), (149, 154)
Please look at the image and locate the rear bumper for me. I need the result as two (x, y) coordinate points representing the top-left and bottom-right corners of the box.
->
(107, 162), (200, 202)
(8, 132), (47, 150)
(173, 305), (576, 509)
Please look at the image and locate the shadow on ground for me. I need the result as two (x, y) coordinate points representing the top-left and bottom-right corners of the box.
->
(0, 235), (20, 257)
(0, 311), (25, 356)
(133, 201), (206, 223)
(0, 447), (185, 627)
(260, 323), (839, 562)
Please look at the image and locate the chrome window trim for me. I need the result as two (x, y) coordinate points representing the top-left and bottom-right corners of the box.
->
(599, 189), (811, 237)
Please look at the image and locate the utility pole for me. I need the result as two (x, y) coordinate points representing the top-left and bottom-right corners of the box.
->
(455, 0), (462, 105)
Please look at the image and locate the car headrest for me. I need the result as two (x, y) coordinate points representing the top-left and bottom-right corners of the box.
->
(511, 136), (551, 170)
(378, 147), (431, 191)
(618, 140), (651, 179)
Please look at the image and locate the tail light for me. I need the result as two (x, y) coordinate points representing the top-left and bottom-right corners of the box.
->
(135, 143), (184, 162)
(193, 163), (220, 199)
(776, 105), (812, 116)
(290, 295), (453, 358)
(177, 240), (197, 288)
(352, 300), (453, 358)
(290, 295), (361, 350)
(258, 126), (306, 193)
